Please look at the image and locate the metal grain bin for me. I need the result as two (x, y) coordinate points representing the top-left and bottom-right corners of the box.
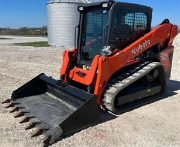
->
(47, 0), (90, 47)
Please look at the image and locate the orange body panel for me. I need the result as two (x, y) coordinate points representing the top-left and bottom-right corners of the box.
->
(159, 47), (173, 71)
(69, 55), (100, 85)
(60, 23), (178, 105)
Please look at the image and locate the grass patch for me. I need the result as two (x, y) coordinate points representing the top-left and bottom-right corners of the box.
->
(14, 41), (50, 47)
(0, 37), (12, 40)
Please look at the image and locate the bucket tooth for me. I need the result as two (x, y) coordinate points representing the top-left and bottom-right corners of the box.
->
(31, 128), (43, 137)
(19, 116), (30, 124)
(10, 107), (19, 113)
(14, 110), (26, 118)
(5, 101), (20, 109)
(10, 105), (24, 113)
(43, 136), (51, 145)
(5, 102), (14, 108)
(25, 118), (41, 130)
(30, 118), (41, 124)
(19, 113), (35, 123)
(11, 101), (20, 105)
(25, 122), (36, 130)
(2, 99), (11, 104)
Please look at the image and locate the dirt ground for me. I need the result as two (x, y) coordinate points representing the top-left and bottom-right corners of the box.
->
(0, 35), (180, 147)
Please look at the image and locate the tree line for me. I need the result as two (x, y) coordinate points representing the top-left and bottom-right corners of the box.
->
(0, 26), (47, 36)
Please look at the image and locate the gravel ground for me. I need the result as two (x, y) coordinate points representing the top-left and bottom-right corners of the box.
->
(0, 35), (180, 147)
(0, 35), (47, 46)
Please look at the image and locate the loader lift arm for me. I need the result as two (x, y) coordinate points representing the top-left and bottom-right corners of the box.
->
(95, 22), (178, 104)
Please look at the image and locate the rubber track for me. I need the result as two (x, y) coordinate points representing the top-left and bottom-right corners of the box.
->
(102, 61), (162, 113)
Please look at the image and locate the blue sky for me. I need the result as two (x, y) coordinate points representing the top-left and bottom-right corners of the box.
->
(0, 0), (179, 28)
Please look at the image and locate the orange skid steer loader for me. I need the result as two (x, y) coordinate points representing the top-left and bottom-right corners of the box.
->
(2, 0), (178, 145)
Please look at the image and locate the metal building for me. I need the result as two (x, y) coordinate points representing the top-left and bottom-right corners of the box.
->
(47, 0), (90, 47)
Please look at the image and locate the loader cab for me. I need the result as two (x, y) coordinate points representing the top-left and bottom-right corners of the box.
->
(77, 1), (152, 67)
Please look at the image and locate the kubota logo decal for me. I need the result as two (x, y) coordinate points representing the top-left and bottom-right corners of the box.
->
(160, 53), (169, 61)
(131, 40), (151, 54)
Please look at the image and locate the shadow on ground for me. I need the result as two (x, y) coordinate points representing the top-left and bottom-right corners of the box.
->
(166, 80), (180, 96)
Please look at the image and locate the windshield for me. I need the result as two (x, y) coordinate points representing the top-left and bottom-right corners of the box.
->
(80, 9), (108, 61)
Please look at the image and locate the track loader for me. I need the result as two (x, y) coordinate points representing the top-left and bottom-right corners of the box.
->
(2, 0), (178, 145)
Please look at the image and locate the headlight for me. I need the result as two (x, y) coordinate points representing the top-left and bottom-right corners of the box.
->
(102, 3), (108, 8)
(78, 6), (84, 11)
